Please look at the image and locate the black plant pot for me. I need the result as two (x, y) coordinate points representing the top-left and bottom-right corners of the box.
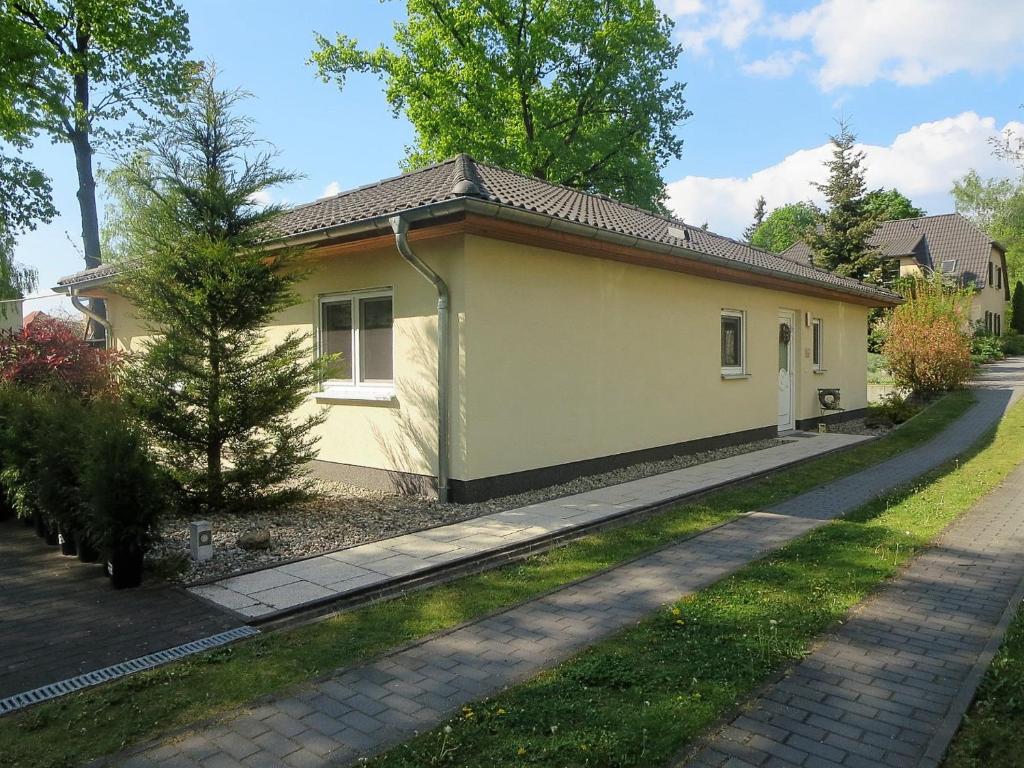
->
(107, 544), (144, 589)
(33, 513), (46, 537)
(44, 525), (59, 546)
(75, 531), (100, 563)
(58, 527), (78, 556)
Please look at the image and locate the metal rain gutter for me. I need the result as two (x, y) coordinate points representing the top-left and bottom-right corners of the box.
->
(69, 288), (112, 347)
(389, 214), (452, 503)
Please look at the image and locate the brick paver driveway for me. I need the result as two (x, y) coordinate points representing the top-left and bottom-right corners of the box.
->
(0, 520), (242, 700)
(109, 364), (1024, 768)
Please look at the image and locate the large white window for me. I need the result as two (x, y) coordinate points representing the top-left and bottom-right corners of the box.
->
(721, 310), (746, 376)
(318, 289), (394, 397)
(812, 318), (824, 371)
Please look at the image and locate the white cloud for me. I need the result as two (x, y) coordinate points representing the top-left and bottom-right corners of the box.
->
(664, 0), (1024, 88)
(773, 0), (1024, 89)
(656, 0), (704, 16)
(321, 180), (342, 198)
(675, 0), (763, 54)
(665, 112), (1024, 237)
(248, 189), (274, 208)
(742, 50), (808, 79)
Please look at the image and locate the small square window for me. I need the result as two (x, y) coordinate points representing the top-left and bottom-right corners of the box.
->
(319, 289), (394, 394)
(721, 310), (745, 375)
(812, 318), (823, 370)
(940, 259), (956, 273)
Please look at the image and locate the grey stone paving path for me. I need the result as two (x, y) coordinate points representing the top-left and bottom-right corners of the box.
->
(682, 407), (1024, 768)
(109, 365), (1024, 768)
(191, 432), (867, 620)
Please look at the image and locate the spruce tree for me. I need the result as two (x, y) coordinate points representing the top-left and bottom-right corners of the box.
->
(805, 120), (880, 281)
(743, 195), (767, 242)
(115, 69), (326, 514)
(1013, 280), (1024, 334)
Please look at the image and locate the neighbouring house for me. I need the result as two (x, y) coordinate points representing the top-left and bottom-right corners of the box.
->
(55, 155), (899, 502)
(0, 299), (23, 333)
(781, 213), (1011, 334)
(22, 310), (52, 330)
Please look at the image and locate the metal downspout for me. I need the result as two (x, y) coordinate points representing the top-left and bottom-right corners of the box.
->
(70, 288), (112, 348)
(389, 215), (451, 502)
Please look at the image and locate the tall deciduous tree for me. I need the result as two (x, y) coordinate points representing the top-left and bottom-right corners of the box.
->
(0, 0), (192, 334)
(311, 0), (691, 211)
(115, 70), (326, 514)
(863, 187), (925, 221)
(805, 121), (880, 281)
(953, 170), (1024, 281)
(742, 195), (766, 242)
(0, 154), (55, 310)
(750, 201), (820, 253)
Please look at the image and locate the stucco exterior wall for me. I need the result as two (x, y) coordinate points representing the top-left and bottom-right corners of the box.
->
(104, 237), (464, 481)
(100, 232), (872, 491)
(457, 235), (869, 482)
(969, 246), (1009, 329)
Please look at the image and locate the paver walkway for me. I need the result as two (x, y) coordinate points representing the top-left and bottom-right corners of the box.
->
(0, 521), (241, 701)
(682, 423), (1024, 768)
(112, 373), (1023, 767)
(192, 432), (868, 620)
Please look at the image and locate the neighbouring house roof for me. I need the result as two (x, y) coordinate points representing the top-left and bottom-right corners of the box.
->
(780, 213), (1005, 291)
(56, 154), (899, 304)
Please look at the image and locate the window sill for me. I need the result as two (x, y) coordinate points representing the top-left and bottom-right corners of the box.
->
(812, 368), (828, 375)
(315, 387), (396, 404)
(721, 372), (751, 380)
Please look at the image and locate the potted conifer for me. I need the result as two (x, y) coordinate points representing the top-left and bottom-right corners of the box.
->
(82, 401), (166, 589)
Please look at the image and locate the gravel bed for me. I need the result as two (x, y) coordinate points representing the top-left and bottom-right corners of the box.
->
(151, 437), (789, 584)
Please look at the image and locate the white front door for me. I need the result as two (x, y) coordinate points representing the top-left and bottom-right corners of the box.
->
(778, 312), (794, 431)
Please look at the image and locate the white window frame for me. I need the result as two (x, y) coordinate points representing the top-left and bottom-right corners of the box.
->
(812, 318), (824, 372)
(720, 309), (747, 377)
(316, 287), (395, 401)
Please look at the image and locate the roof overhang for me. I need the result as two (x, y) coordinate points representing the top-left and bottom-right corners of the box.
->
(56, 197), (901, 308)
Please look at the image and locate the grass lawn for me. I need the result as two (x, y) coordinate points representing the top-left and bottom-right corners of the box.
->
(2, 391), (974, 768)
(367, 393), (1024, 768)
(943, 603), (1024, 767)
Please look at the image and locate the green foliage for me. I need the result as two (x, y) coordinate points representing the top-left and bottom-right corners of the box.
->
(0, 0), (193, 266)
(30, 391), (87, 533)
(867, 391), (921, 426)
(80, 399), (166, 552)
(311, 0), (690, 211)
(742, 195), (766, 242)
(114, 70), (327, 515)
(804, 120), (880, 280)
(953, 170), (1024, 282)
(883, 271), (974, 395)
(0, 384), (44, 521)
(1002, 333), (1024, 356)
(1011, 281), (1024, 334)
(972, 326), (1005, 364)
(863, 187), (925, 221)
(749, 201), (820, 253)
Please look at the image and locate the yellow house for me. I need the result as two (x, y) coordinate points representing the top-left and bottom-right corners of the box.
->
(57, 156), (899, 502)
(782, 213), (1010, 333)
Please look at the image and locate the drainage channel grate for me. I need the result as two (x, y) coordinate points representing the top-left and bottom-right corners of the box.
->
(0, 625), (260, 716)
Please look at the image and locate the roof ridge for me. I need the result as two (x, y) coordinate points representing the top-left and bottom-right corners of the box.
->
(284, 155), (466, 214)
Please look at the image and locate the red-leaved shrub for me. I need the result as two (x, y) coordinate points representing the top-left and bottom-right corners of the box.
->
(0, 316), (119, 397)
(883, 274), (973, 396)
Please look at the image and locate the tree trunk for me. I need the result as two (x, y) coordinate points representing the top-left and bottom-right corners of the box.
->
(70, 66), (106, 344)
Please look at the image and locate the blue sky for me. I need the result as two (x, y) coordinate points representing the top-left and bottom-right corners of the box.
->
(15, 0), (1024, 315)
